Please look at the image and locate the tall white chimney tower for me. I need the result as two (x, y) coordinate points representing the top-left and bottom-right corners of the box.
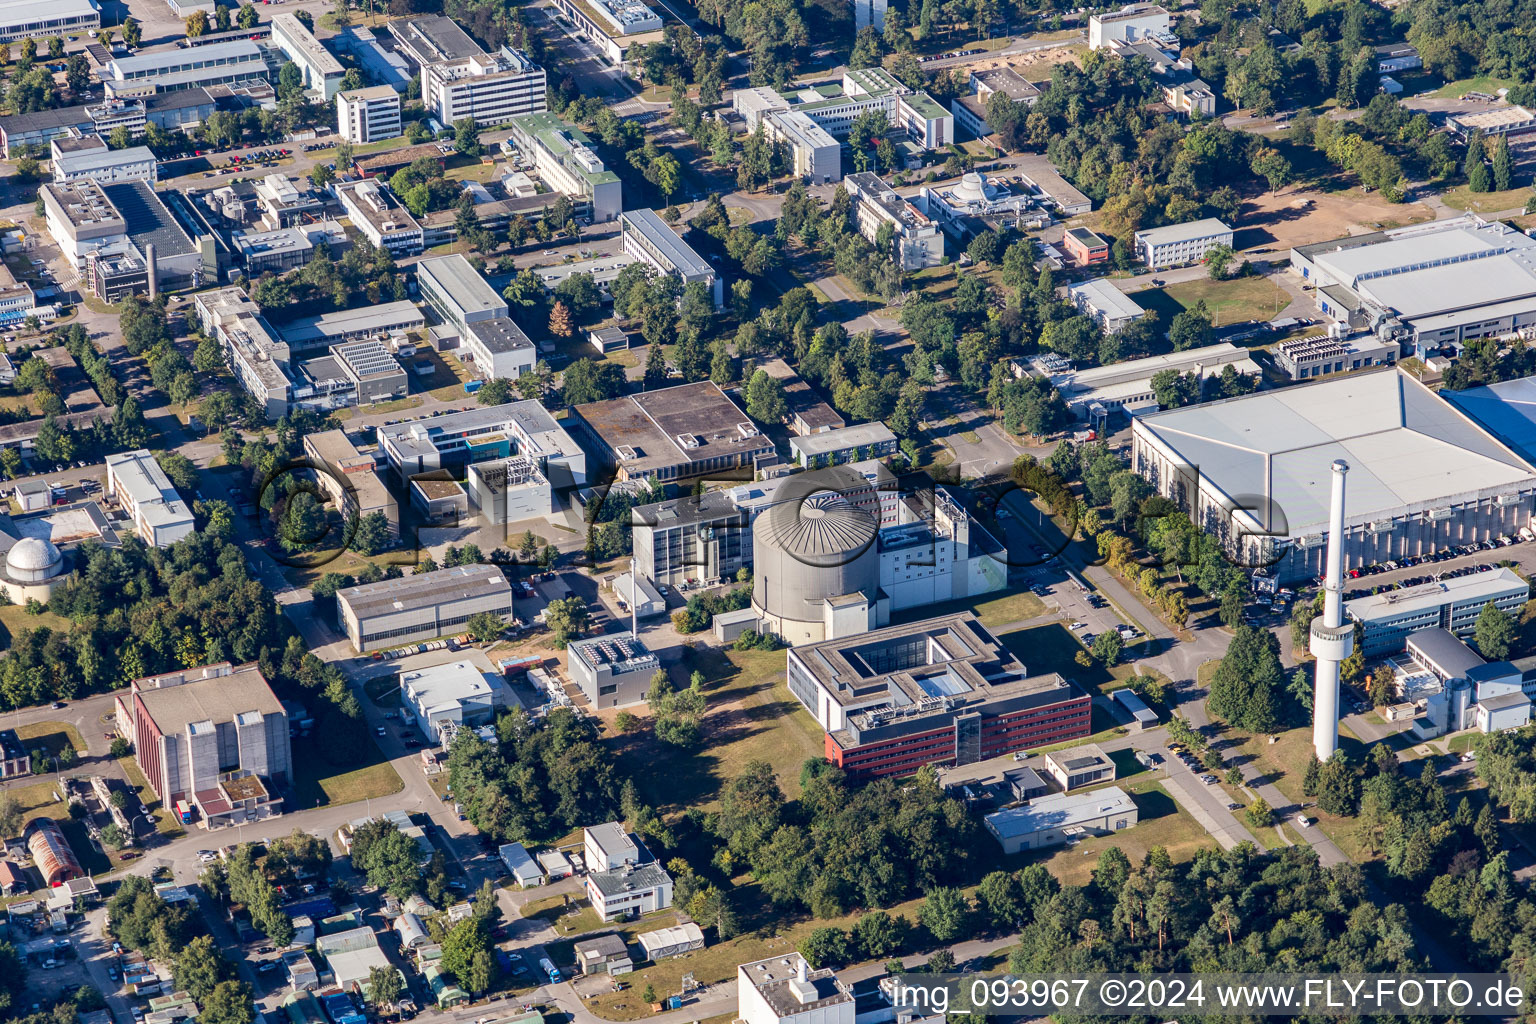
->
(1309, 459), (1354, 761)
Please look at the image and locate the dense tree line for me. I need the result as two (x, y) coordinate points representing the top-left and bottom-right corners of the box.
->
(447, 708), (620, 842)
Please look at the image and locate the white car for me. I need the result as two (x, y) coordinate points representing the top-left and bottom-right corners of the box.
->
(1295, 814), (1314, 829)
(1069, 621), (1087, 630)
(1460, 753), (1476, 763)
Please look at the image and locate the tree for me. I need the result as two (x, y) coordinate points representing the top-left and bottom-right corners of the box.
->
(798, 926), (851, 968)
(545, 596), (589, 649)
(1494, 135), (1515, 192)
(454, 117), (482, 157)
(100, 823), (126, 849)
(1469, 159), (1493, 193)
(1091, 630), (1124, 666)
(1169, 301), (1215, 350)
(1207, 625), (1288, 732)
(1245, 798), (1274, 829)
(185, 10), (209, 36)
(561, 358), (626, 405)
(919, 886), (968, 943)
(110, 737), (130, 759)
(173, 935), (227, 1001)
(1204, 244), (1237, 280)
(237, 3), (259, 28)
(652, 153), (681, 202)
(367, 965), (402, 1009)
(1317, 752), (1360, 816)
(441, 917), (493, 991)
(1474, 601), (1515, 660)
(349, 820), (425, 896)
(351, 511), (391, 556)
(549, 301), (574, 338)
(0, 794), (20, 839)
(200, 981), (255, 1024)
(851, 912), (907, 959)
(1302, 753), (1322, 797)
(122, 16), (141, 46)
(466, 611), (505, 643)
(744, 369), (788, 425)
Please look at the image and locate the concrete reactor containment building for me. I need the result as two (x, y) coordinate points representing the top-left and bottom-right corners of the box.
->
(750, 487), (881, 647)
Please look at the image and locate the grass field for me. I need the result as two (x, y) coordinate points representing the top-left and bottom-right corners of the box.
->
(15, 721), (86, 759)
(0, 602), (71, 637)
(890, 588), (1048, 631)
(997, 622), (1167, 701)
(1439, 184), (1533, 213)
(1226, 724), (1371, 861)
(609, 646), (826, 813)
(1132, 276), (1293, 327)
(291, 743), (404, 809)
(1033, 781), (1216, 885)
(1430, 76), (1517, 98)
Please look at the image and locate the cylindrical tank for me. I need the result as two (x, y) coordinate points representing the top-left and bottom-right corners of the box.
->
(145, 242), (158, 301)
(752, 482), (879, 645)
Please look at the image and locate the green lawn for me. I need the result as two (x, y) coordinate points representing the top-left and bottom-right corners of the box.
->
(610, 646), (826, 813)
(1430, 75), (1517, 98)
(1132, 275), (1293, 327)
(1226, 724), (1372, 862)
(0, 602), (71, 639)
(291, 743), (405, 809)
(1032, 781), (1216, 886)
(890, 588), (1047, 630)
(15, 720), (86, 759)
(1439, 184), (1533, 213)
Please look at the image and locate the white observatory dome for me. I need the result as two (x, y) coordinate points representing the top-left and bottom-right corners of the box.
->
(6, 537), (63, 583)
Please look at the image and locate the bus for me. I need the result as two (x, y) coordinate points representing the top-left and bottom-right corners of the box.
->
(175, 800), (193, 824)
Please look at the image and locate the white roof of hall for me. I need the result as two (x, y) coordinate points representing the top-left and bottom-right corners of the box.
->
(1134, 369), (1536, 535)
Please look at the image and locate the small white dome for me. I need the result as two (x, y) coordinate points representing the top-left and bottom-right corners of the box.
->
(7, 537), (62, 582)
(954, 172), (989, 204)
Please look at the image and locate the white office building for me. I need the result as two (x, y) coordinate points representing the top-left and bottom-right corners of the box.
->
(583, 823), (673, 921)
(51, 143), (157, 186)
(463, 318), (536, 381)
(0, 0), (99, 44)
(1030, 340), (1259, 420)
(852, 0), (887, 31)
(763, 110), (840, 184)
(504, 111), (622, 223)
(416, 254), (508, 336)
(336, 563), (514, 652)
(378, 401), (586, 487)
(1068, 279), (1145, 335)
(333, 179), (423, 257)
(549, 0), (663, 64)
(398, 659), (507, 742)
(105, 449), (196, 547)
(844, 172), (944, 270)
(738, 954), (854, 1024)
(984, 787), (1138, 852)
(337, 86), (402, 144)
(1347, 567), (1531, 657)
(101, 41), (269, 98)
(1088, 4), (1172, 49)
(194, 287), (292, 419)
(272, 13), (345, 101)
(620, 208), (721, 306)
(1133, 217), (1233, 268)
(421, 48), (546, 128)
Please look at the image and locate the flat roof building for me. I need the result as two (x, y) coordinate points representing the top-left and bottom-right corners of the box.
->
(463, 317), (536, 381)
(843, 171), (943, 270)
(194, 287), (292, 419)
(421, 47), (546, 129)
(0, 0), (98, 44)
(1346, 566), (1530, 656)
(1288, 215), (1536, 358)
(788, 613), (1091, 777)
(416, 254), (508, 337)
(120, 662), (291, 828)
(271, 13), (344, 101)
(337, 85), (402, 145)
(566, 631), (659, 709)
(52, 144), (156, 186)
(465, 455), (552, 523)
(738, 953), (853, 1024)
(105, 450), (195, 547)
(1134, 217), (1233, 268)
(984, 786), (1138, 853)
(1131, 368), (1536, 583)
(1015, 153), (1092, 215)
(788, 421), (898, 469)
(102, 41), (268, 98)
(1038, 340), (1261, 420)
(505, 110), (622, 223)
(334, 179), (423, 258)
(303, 428), (398, 542)
(1068, 279), (1145, 335)
(1088, 4), (1171, 48)
(1273, 332), (1400, 381)
(279, 301), (425, 350)
(399, 659), (506, 742)
(759, 358), (844, 435)
(378, 400), (585, 487)
(619, 208), (719, 305)
(583, 825), (672, 921)
(336, 563), (514, 653)
(549, 0), (663, 64)
(569, 380), (776, 483)
(1447, 105), (1536, 140)
(763, 110), (840, 185)
(1042, 741), (1116, 790)
(391, 14), (485, 68)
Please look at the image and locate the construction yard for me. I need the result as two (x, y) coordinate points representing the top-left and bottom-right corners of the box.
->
(1230, 188), (1435, 252)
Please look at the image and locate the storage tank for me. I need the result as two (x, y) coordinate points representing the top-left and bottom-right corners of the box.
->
(751, 483), (879, 645)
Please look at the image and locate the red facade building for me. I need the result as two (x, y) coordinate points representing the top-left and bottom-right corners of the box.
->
(789, 613), (1092, 779)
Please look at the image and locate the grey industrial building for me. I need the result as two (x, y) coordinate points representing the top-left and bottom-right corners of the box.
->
(336, 563), (514, 652)
(279, 301), (425, 350)
(1290, 215), (1536, 359)
(1131, 368), (1536, 583)
(984, 786), (1138, 853)
(566, 631), (660, 708)
(466, 456), (552, 522)
(619, 209), (721, 306)
(330, 339), (408, 405)
(1043, 742), (1116, 791)
(569, 380), (776, 483)
(416, 254), (508, 337)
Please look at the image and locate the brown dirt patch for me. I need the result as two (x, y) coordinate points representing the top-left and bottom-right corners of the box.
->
(1232, 188), (1435, 252)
